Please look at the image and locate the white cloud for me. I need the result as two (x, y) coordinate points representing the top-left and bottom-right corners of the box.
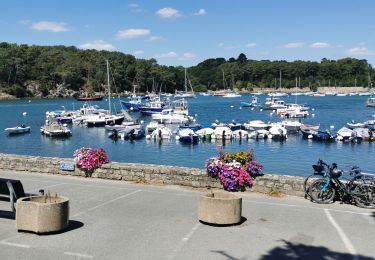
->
(116, 29), (150, 40)
(345, 47), (374, 56)
(310, 42), (330, 49)
(246, 43), (257, 48)
(31, 21), (69, 32)
(134, 50), (144, 55)
(218, 42), (240, 50)
(128, 3), (142, 13)
(154, 51), (178, 58)
(147, 36), (162, 42)
(18, 19), (31, 25)
(283, 42), (305, 48)
(78, 40), (115, 51)
(156, 8), (181, 19)
(179, 52), (197, 60)
(194, 9), (206, 16)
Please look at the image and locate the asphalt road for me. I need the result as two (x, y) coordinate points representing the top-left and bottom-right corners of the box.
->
(0, 170), (374, 260)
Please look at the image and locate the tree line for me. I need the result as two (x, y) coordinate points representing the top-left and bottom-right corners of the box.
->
(0, 42), (373, 97)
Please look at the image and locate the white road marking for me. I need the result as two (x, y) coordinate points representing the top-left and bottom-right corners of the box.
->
(324, 209), (358, 260)
(73, 189), (141, 217)
(243, 199), (373, 216)
(64, 252), (93, 258)
(167, 222), (201, 259)
(0, 241), (31, 248)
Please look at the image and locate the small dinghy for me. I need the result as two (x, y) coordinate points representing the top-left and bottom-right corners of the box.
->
(4, 124), (31, 135)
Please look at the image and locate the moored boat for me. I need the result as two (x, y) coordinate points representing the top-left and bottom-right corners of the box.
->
(4, 125), (31, 135)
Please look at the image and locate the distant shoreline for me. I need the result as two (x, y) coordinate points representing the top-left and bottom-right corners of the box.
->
(0, 86), (372, 100)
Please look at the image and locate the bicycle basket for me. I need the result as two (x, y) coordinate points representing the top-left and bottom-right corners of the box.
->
(312, 164), (324, 175)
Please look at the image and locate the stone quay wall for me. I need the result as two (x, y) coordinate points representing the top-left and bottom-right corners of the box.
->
(0, 153), (305, 197)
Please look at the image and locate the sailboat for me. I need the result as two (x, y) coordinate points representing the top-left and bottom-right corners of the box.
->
(222, 75), (241, 98)
(175, 68), (196, 98)
(84, 60), (125, 127)
(366, 71), (375, 107)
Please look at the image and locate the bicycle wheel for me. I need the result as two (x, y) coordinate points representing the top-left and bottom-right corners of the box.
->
(303, 174), (323, 199)
(309, 178), (335, 204)
(349, 179), (375, 209)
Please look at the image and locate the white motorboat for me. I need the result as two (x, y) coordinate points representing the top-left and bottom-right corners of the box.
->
(300, 123), (320, 131)
(172, 98), (189, 115)
(211, 126), (232, 140)
(222, 92), (242, 98)
(268, 125), (287, 139)
(366, 97), (375, 107)
(4, 125), (30, 135)
(358, 92), (372, 96)
(336, 93), (348, 97)
(282, 120), (302, 132)
(146, 121), (161, 133)
(243, 120), (269, 131)
(40, 121), (71, 137)
(347, 121), (365, 129)
(232, 129), (248, 139)
(196, 128), (215, 140)
(176, 128), (199, 143)
(148, 126), (172, 140)
(151, 109), (192, 124)
(336, 127), (361, 142)
(268, 92), (288, 97)
(269, 100), (287, 110)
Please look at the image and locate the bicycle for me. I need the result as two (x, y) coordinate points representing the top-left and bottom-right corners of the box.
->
(307, 161), (375, 209)
(303, 159), (329, 200)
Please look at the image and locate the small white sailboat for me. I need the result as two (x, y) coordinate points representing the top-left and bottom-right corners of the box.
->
(174, 68), (196, 98)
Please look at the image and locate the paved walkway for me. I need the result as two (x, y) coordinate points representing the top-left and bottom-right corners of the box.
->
(0, 170), (374, 260)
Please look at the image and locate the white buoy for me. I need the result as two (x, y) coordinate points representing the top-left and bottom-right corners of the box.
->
(330, 125), (335, 129)
(22, 112), (27, 116)
(260, 108), (263, 111)
(270, 112), (273, 116)
(28, 100), (31, 103)
(230, 105), (234, 108)
(312, 114), (315, 117)
(130, 107), (134, 111)
(239, 107), (242, 110)
(175, 135), (180, 140)
(312, 108), (315, 111)
(140, 120), (144, 124)
(308, 134), (313, 139)
(251, 108), (254, 111)
(146, 134), (151, 139)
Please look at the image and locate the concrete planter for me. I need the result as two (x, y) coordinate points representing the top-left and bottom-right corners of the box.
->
(198, 192), (242, 225)
(16, 196), (69, 234)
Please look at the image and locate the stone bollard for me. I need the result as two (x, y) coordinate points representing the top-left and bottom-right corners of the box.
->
(198, 192), (242, 225)
(16, 196), (69, 234)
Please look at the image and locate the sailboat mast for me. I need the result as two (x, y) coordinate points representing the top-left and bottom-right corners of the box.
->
(184, 68), (187, 92)
(106, 59), (111, 114)
(279, 70), (282, 89)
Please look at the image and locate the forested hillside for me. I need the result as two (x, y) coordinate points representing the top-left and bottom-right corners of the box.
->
(0, 42), (373, 98)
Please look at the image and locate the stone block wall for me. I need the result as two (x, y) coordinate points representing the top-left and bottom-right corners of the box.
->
(0, 153), (305, 197)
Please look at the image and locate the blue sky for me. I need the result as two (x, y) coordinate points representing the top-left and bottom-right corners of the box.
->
(1, 0), (375, 67)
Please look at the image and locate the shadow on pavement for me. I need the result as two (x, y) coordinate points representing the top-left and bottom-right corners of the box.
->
(199, 216), (247, 227)
(212, 239), (374, 260)
(259, 240), (373, 260)
(0, 209), (15, 220)
(36, 220), (84, 236)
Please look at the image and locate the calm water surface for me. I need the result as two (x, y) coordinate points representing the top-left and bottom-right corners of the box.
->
(0, 94), (374, 177)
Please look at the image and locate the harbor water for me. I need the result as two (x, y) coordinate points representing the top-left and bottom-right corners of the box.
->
(0, 94), (374, 177)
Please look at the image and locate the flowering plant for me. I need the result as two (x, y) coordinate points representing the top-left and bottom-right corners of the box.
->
(205, 149), (263, 192)
(73, 147), (109, 176)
